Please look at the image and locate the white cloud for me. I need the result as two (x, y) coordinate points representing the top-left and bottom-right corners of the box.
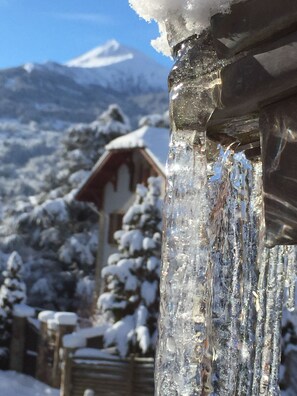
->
(53, 12), (111, 24)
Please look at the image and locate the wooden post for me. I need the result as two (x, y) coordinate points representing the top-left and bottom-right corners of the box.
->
(60, 348), (74, 396)
(52, 323), (76, 389)
(9, 316), (26, 372)
(127, 355), (135, 395)
(36, 320), (53, 384)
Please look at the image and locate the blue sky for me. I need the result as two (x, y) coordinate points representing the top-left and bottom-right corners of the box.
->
(0, 0), (172, 69)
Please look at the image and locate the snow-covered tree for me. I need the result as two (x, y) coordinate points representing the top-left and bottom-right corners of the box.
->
(138, 110), (169, 129)
(54, 104), (131, 188)
(0, 252), (26, 344)
(2, 105), (131, 313)
(98, 177), (162, 357)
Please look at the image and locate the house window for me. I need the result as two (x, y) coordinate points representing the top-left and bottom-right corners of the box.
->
(108, 213), (124, 244)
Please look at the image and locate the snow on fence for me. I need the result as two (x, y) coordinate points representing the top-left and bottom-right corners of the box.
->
(9, 305), (39, 375)
(61, 348), (154, 396)
(36, 311), (78, 388)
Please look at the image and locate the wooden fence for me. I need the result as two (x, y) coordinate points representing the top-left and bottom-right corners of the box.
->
(9, 312), (155, 395)
(9, 311), (76, 389)
(9, 315), (39, 376)
(61, 350), (155, 396)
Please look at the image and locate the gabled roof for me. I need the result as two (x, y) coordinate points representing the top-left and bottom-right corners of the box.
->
(105, 125), (170, 172)
(75, 126), (170, 207)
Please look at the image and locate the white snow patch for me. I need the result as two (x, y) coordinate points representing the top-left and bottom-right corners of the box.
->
(13, 304), (35, 318)
(0, 370), (59, 396)
(141, 281), (158, 306)
(106, 126), (169, 172)
(63, 325), (109, 349)
(64, 39), (168, 92)
(143, 237), (156, 250)
(106, 126), (169, 170)
(104, 315), (135, 357)
(63, 334), (86, 349)
(98, 293), (127, 311)
(23, 63), (39, 73)
(67, 40), (133, 68)
(38, 310), (55, 322)
(84, 390), (95, 396)
(135, 325), (150, 353)
(47, 319), (58, 331)
(129, 0), (236, 55)
(147, 256), (160, 271)
(54, 312), (77, 326)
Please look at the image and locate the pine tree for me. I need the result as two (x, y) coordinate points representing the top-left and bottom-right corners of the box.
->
(98, 177), (162, 357)
(0, 251), (26, 344)
(6, 105), (131, 313)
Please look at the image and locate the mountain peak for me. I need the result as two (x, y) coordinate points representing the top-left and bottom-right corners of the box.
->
(65, 39), (134, 68)
(99, 39), (121, 53)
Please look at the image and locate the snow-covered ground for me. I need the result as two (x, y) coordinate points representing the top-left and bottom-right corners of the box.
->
(0, 371), (59, 396)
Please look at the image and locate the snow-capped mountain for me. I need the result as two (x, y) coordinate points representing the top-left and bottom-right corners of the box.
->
(0, 40), (169, 128)
(65, 40), (168, 92)
(67, 40), (133, 68)
(24, 40), (168, 94)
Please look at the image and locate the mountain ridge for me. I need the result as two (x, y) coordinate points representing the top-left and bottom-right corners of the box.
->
(0, 40), (169, 129)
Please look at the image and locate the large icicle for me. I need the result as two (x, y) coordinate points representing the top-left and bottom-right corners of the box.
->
(155, 130), (212, 395)
(156, 146), (297, 395)
(209, 151), (258, 396)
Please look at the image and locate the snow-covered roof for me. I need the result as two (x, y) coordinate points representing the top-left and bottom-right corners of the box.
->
(106, 125), (170, 171)
(75, 125), (169, 207)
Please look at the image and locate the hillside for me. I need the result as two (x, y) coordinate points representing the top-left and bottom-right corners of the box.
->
(0, 40), (169, 128)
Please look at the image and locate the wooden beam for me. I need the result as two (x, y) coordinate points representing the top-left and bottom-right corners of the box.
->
(207, 32), (297, 145)
(211, 0), (297, 57)
(260, 95), (297, 246)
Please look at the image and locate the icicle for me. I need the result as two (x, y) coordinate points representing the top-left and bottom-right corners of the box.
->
(258, 247), (278, 396)
(237, 161), (259, 396)
(157, 140), (297, 395)
(285, 246), (297, 312)
(209, 152), (259, 396)
(269, 247), (285, 395)
(155, 130), (212, 396)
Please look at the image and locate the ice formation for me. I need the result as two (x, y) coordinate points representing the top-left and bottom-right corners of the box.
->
(156, 131), (211, 394)
(129, 0), (235, 54)
(155, 135), (297, 395)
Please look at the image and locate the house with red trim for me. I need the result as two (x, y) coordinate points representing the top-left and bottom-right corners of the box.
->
(75, 125), (169, 297)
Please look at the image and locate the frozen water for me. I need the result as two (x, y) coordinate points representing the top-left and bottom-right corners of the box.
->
(156, 143), (297, 395)
(155, 130), (211, 395)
